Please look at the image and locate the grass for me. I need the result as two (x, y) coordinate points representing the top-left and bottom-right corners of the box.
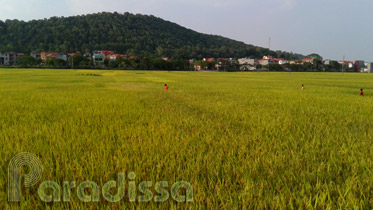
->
(0, 69), (373, 209)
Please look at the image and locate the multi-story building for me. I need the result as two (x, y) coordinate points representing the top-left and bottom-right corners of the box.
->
(0, 53), (5, 65)
(92, 53), (105, 65)
(367, 63), (373, 73)
(99, 50), (114, 60)
(355, 60), (365, 72)
(4, 52), (17, 65)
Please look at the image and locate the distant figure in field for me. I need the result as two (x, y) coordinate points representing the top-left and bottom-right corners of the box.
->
(302, 84), (304, 91)
(360, 89), (364, 96)
(165, 84), (169, 91)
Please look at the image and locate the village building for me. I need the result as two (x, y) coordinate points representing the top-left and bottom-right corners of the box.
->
(4, 52), (18, 65)
(323, 59), (331, 65)
(194, 63), (202, 71)
(203, 58), (215, 62)
(238, 58), (255, 65)
(41, 52), (59, 62)
(355, 60), (365, 72)
(56, 54), (68, 61)
(110, 54), (127, 61)
(338, 60), (354, 69)
(0, 53), (5, 65)
(258, 59), (270, 65)
(290, 60), (302, 64)
(99, 50), (114, 60)
(263, 56), (273, 59)
(302, 58), (314, 64)
(68, 52), (81, 57)
(273, 58), (288, 65)
(366, 63), (373, 73)
(92, 53), (105, 65)
(30, 53), (41, 59)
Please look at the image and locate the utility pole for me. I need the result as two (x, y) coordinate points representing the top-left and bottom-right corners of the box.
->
(342, 55), (345, 75)
(268, 37), (271, 71)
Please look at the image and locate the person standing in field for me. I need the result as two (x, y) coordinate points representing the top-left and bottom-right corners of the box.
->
(302, 84), (304, 91)
(165, 84), (169, 91)
(360, 89), (364, 96)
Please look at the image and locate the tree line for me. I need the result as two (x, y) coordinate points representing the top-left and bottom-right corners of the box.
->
(9, 54), (346, 72)
(12, 55), (194, 71)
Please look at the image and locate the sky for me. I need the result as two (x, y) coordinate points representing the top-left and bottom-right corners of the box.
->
(0, 0), (372, 61)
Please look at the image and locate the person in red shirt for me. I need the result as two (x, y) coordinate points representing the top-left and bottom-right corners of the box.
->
(165, 84), (169, 91)
(360, 89), (364, 96)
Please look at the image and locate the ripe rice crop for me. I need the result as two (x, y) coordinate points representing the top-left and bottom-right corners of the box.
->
(0, 69), (372, 209)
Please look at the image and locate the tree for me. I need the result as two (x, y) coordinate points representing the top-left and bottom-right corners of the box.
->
(324, 61), (341, 72)
(307, 53), (323, 61)
(17, 56), (41, 67)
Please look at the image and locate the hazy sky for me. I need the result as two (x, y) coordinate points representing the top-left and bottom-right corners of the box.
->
(0, 0), (371, 61)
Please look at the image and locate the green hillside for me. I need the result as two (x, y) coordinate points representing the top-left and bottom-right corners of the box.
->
(0, 12), (302, 59)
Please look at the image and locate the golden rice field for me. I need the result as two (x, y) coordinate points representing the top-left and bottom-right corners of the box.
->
(0, 69), (373, 209)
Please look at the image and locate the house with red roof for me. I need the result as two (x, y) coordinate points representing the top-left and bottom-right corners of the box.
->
(203, 58), (215, 62)
(41, 52), (59, 62)
(100, 50), (114, 55)
(338, 60), (354, 69)
(110, 54), (128, 61)
(93, 50), (114, 60)
(258, 59), (270, 65)
(302, 58), (314, 64)
(290, 60), (302, 64)
(68, 52), (81, 57)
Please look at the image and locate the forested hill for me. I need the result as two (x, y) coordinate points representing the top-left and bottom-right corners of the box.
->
(0, 12), (302, 59)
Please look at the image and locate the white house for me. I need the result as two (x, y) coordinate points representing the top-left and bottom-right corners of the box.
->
(92, 53), (105, 65)
(367, 63), (373, 73)
(238, 58), (255, 65)
(323, 59), (331, 65)
(258, 59), (270, 65)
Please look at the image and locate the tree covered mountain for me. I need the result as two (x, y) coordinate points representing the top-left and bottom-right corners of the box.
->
(0, 12), (303, 59)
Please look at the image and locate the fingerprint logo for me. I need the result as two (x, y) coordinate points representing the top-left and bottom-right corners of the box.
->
(8, 153), (43, 202)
